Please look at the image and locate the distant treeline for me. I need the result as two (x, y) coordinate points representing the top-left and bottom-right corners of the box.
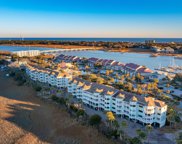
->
(0, 40), (182, 50)
(0, 40), (135, 49)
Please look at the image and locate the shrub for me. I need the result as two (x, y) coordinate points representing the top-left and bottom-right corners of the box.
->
(9, 71), (15, 77)
(70, 104), (79, 112)
(89, 114), (102, 126)
(76, 109), (85, 117)
(51, 95), (59, 101)
(17, 80), (26, 86)
(129, 137), (142, 144)
(34, 86), (42, 91)
(58, 97), (66, 105)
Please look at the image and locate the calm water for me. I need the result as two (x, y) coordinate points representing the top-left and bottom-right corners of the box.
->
(60, 51), (182, 70)
(0, 45), (54, 52)
(0, 45), (181, 70)
(0, 38), (182, 43)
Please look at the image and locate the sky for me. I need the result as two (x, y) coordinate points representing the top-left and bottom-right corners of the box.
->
(0, 0), (182, 38)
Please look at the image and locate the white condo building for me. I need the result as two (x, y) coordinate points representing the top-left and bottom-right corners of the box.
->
(26, 64), (72, 88)
(68, 77), (167, 127)
(14, 50), (40, 57)
(25, 63), (167, 128)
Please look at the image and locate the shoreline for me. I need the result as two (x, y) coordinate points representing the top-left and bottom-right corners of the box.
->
(1, 44), (182, 56)
(1, 44), (102, 50)
(106, 48), (182, 56)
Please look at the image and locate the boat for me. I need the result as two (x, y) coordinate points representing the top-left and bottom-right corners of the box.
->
(174, 56), (182, 59)
(150, 53), (158, 57)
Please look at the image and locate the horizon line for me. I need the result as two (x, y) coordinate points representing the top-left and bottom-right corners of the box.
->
(0, 37), (182, 39)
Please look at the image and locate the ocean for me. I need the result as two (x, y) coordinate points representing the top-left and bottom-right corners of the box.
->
(0, 38), (182, 43)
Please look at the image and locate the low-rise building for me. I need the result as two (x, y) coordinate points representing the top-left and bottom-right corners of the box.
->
(13, 50), (40, 57)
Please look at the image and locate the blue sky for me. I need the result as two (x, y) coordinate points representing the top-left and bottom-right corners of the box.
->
(0, 0), (182, 38)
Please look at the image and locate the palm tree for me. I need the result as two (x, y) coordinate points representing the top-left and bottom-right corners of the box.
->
(167, 108), (178, 128)
(121, 75), (125, 82)
(66, 94), (73, 108)
(176, 132), (182, 144)
(106, 111), (115, 128)
(136, 129), (147, 143)
(146, 124), (153, 144)
(120, 121), (127, 140)
(106, 70), (110, 76)
(85, 65), (90, 74)
(115, 73), (119, 80)
(137, 84), (143, 94)
(113, 120), (119, 130)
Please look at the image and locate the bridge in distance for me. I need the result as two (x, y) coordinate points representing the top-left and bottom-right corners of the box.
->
(41, 47), (100, 54)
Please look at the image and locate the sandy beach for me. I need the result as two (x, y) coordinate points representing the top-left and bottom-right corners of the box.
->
(0, 72), (114, 144)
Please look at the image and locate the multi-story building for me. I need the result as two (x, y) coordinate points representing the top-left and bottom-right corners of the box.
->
(13, 50), (40, 57)
(68, 77), (167, 127)
(26, 64), (72, 88)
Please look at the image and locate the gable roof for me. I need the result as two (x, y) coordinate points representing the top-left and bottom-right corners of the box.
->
(125, 63), (142, 70)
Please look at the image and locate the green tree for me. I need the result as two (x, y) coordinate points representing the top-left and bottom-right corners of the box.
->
(136, 129), (147, 143)
(89, 114), (102, 127)
(146, 125), (153, 144)
(120, 121), (127, 140)
(137, 85), (143, 94)
(109, 77), (115, 83)
(167, 108), (179, 128)
(85, 65), (90, 74)
(113, 120), (119, 130)
(153, 78), (159, 84)
(106, 70), (110, 76)
(129, 137), (142, 144)
(176, 132), (182, 144)
(106, 111), (115, 128)
(121, 75), (125, 81)
(166, 83), (170, 88)
(96, 77), (105, 84)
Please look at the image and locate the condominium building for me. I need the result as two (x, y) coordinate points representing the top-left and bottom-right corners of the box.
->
(68, 77), (167, 127)
(25, 62), (167, 127)
(55, 54), (153, 77)
(26, 64), (72, 88)
(124, 63), (153, 77)
(13, 50), (40, 57)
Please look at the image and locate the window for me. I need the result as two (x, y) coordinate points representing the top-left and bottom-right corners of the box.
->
(147, 109), (153, 112)
(130, 104), (136, 107)
(146, 114), (152, 116)
(139, 105), (143, 108)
